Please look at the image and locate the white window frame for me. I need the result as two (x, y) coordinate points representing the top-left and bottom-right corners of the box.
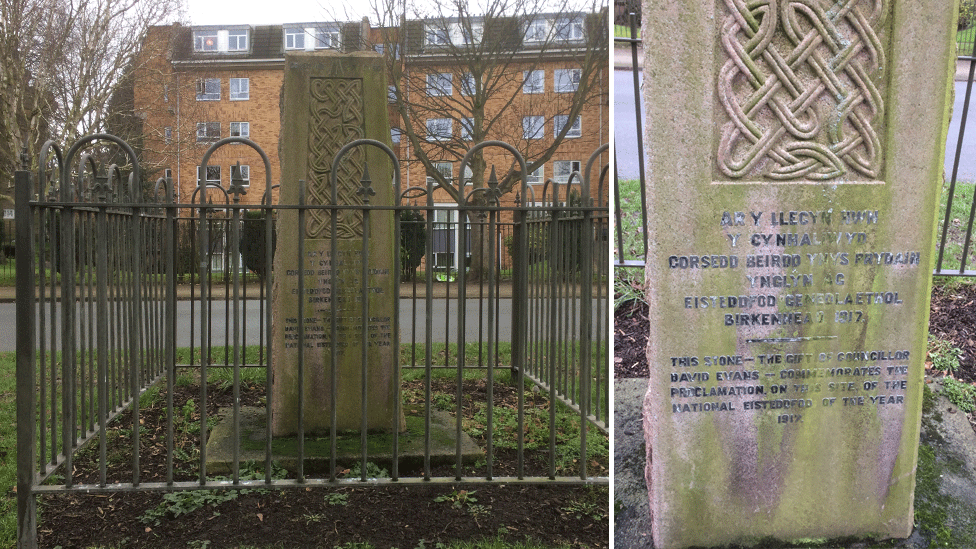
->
(315, 28), (340, 49)
(196, 122), (220, 142)
(460, 117), (474, 141)
(525, 18), (549, 43)
(554, 17), (585, 41)
(196, 78), (220, 101)
(230, 164), (250, 187)
(194, 30), (218, 52)
(197, 165), (221, 184)
(426, 118), (452, 141)
(229, 78), (249, 100)
(285, 28), (306, 50)
(522, 116), (544, 140)
(527, 165), (544, 185)
(426, 25), (449, 46)
(391, 128), (402, 144)
(427, 162), (453, 187)
(164, 127), (172, 144)
(459, 21), (483, 44)
(426, 72), (453, 96)
(553, 160), (581, 183)
(228, 29), (248, 51)
(522, 70), (544, 94)
(229, 121), (250, 139)
(554, 115), (581, 138)
(554, 69), (581, 93)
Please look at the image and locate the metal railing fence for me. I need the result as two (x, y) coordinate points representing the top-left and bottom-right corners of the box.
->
(16, 136), (609, 548)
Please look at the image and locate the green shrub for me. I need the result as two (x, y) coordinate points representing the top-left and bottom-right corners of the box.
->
(962, 0), (975, 30)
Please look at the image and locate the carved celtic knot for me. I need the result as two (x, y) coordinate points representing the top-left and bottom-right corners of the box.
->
(718, 0), (886, 180)
(306, 77), (365, 238)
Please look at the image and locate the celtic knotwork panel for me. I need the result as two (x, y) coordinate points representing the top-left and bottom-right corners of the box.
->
(717, 0), (886, 181)
(307, 77), (365, 238)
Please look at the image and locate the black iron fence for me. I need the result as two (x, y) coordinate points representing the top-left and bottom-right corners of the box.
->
(613, 13), (976, 279)
(15, 136), (609, 547)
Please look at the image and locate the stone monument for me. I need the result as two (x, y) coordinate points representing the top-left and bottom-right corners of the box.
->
(272, 52), (401, 435)
(641, 0), (957, 546)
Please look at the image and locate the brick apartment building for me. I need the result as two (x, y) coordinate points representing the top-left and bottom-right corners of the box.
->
(133, 14), (609, 204)
(132, 13), (607, 271)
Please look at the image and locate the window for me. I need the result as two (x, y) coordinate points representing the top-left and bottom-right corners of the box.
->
(427, 162), (453, 187)
(553, 160), (581, 183)
(194, 30), (218, 51)
(316, 28), (340, 49)
(388, 85), (397, 103)
(522, 116), (544, 140)
(391, 128), (402, 144)
(527, 165), (544, 185)
(196, 78), (220, 101)
(461, 165), (473, 186)
(426, 25), (449, 46)
(230, 78), (249, 100)
(461, 22), (483, 44)
(197, 165), (221, 183)
(554, 17), (585, 41)
(554, 69), (581, 93)
(460, 72), (475, 96)
(228, 29), (248, 51)
(164, 168), (173, 181)
(522, 70), (544, 94)
(554, 115), (581, 138)
(426, 118), (452, 141)
(285, 28), (305, 50)
(230, 122), (250, 138)
(196, 122), (220, 142)
(460, 117), (474, 141)
(230, 164), (250, 186)
(164, 127), (172, 144)
(525, 18), (548, 42)
(163, 84), (169, 103)
(427, 73), (453, 96)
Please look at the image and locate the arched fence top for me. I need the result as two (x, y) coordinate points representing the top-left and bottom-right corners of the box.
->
(60, 133), (141, 203)
(330, 138), (402, 204)
(198, 137), (275, 207)
(459, 140), (528, 207)
(584, 143), (609, 208)
(37, 140), (64, 201)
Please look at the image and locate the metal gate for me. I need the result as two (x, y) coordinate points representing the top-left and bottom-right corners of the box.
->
(15, 135), (609, 547)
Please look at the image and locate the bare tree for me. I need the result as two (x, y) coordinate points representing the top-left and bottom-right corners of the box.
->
(370, 0), (607, 280)
(0, 0), (183, 194)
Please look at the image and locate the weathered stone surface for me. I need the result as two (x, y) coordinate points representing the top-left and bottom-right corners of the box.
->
(640, 0), (957, 547)
(272, 51), (402, 435)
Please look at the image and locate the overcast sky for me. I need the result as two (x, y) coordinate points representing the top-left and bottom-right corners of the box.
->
(182, 0), (368, 26)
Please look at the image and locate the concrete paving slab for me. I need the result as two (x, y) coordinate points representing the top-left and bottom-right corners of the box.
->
(207, 405), (483, 476)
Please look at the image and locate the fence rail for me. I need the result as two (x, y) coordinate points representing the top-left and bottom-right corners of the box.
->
(16, 136), (610, 548)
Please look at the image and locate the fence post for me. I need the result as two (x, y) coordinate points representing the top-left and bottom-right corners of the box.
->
(16, 166), (38, 549)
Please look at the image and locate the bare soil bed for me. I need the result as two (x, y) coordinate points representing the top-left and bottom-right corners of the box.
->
(37, 378), (609, 549)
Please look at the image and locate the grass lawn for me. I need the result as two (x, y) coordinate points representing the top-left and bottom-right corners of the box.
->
(959, 26), (976, 57)
(613, 24), (639, 39)
(935, 179), (976, 273)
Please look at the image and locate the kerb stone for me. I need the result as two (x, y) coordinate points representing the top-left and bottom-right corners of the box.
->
(641, 0), (957, 547)
(272, 51), (402, 436)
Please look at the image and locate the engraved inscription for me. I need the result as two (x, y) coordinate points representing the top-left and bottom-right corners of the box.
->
(717, 0), (886, 180)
